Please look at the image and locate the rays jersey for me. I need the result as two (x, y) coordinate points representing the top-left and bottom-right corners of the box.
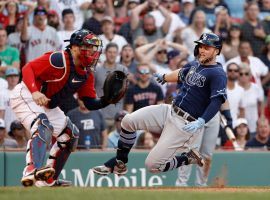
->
(174, 60), (227, 119)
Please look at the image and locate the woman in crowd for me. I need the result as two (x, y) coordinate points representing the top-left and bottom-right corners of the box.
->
(223, 118), (250, 150)
(222, 24), (241, 61)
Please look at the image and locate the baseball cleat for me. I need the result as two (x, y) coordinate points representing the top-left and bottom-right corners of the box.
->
(92, 165), (112, 175)
(21, 166), (37, 187)
(113, 160), (128, 175)
(186, 149), (205, 167)
(35, 179), (72, 187)
(35, 166), (55, 182)
(92, 160), (128, 176)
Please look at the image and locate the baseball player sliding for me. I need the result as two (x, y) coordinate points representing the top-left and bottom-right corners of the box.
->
(92, 33), (227, 175)
(9, 29), (126, 187)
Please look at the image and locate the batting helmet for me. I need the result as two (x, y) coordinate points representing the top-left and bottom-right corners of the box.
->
(194, 33), (222, 57)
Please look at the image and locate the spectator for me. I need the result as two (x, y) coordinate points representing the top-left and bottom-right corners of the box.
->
(57, 9), (76, 50)
(50, 0), (91, 29)
(0, 0), (32, 35)
(0, 118), (18, 148)
(238, 65), (264, 137)
(133, 35), (148, 48)
(7, 14), (25, 58)
(197, 0), (218, 28)
(94, 43), (128, 132)
(178, 0), (195, 26)
(259, 0), (270, 20)
(106, 0), (128, 18)
(82, 0), (106, 35)
(260, 35), (270, 70)
(3, 67), (20, 131)
(8, 120), (29, 148)
(150, 0), (185, 41)
(130, 1), (171, 44)
(223, 118), (250, 150)
(135, 39), (188, 75)
(107, 110), (128, 149)
(119, 44), (138, 85)
(226, 62), (245, 127)
(213, 6), (231, 41)
(0, 27), (20, 77)
(135, 131), (155, 149)
(179, 9), (211, 55)
(222, 23), (241, 61)
(21, 6), (61, 62)
(0, 78), (8, 119)
(246, 117), (270, 150)
(99, 16), (127, 62)
(241, 1), (269, 57)
(124, 63), (164, 113)
(225, 40), (269, 96)
(47, 10), (60, 30)
(117, 0), (140, 44)
(67, 99), (107, 149)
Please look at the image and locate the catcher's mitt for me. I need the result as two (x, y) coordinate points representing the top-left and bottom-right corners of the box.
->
(103, 70), (128, 104)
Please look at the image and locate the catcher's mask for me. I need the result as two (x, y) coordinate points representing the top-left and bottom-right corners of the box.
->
(65, 29), (103, 71)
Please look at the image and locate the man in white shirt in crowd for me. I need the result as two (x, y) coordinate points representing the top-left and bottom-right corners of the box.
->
(57, 9), (76, 50)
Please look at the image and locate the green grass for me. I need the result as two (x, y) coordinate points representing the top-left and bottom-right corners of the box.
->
(1, 187), (270, 200)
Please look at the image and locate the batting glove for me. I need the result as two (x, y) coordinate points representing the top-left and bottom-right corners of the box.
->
(183, 118), (205, 134)
(153, 73), (166, 85)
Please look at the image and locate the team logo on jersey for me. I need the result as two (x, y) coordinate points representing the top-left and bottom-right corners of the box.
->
(185, 66), (206, 87)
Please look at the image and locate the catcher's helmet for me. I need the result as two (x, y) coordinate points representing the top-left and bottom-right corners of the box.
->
(67, 29), (102, 47)
(65, 29), (103, 71)
(194, 33), (222, 57)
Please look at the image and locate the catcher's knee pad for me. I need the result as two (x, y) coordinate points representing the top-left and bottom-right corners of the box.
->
(30, 113), (54, 144)
(56, 117), (79, 152)
(27, 113), (54, 168)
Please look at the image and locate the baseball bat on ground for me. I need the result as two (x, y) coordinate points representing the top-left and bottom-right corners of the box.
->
(220, 115), (243, 151)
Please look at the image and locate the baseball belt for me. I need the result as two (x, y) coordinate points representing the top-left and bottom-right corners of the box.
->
(172, 104), (196, 122)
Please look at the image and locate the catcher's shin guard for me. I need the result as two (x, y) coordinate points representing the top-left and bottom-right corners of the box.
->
(26, 113), (54, 168)
(47, 117), (79, 179)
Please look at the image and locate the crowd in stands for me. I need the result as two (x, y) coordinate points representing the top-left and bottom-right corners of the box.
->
(0, 0), (270, 151)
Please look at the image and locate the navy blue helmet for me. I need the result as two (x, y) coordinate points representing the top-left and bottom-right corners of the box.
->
(194, 33), (222, 57)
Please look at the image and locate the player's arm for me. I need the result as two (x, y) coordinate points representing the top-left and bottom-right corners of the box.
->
(21, 11), (29, 42)
(22, 54), (53, 106)
(154, 69), (181, 84)
(79, 74), (110, 110)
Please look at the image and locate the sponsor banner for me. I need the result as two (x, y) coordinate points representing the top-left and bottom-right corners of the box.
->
(1, 151), (270, 186)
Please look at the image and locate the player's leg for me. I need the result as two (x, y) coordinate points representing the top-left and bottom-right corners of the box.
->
(195, 113), (220, 186)
(9, 83), (55, 187)
(92, 104), (168, 175)
(175, 131), (204, 186)
(36, 107), (79, 187)
(144, 106), (204, 173)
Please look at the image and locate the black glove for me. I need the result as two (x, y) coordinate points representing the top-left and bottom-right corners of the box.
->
(103, 70), (128, 104)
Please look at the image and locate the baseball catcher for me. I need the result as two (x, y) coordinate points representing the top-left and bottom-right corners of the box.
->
(9, 29), (127, 187)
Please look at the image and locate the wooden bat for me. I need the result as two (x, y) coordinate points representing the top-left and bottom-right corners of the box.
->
(220, 115), (243, 151)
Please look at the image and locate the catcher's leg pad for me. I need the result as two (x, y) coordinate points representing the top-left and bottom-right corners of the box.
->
(47, 117), (79, 179)
(26, 113), (54, 168)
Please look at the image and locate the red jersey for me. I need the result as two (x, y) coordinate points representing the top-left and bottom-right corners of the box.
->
(22, 50), (96, 108)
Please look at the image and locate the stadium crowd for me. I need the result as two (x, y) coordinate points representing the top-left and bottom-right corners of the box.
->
(0, 0), (270, 151)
